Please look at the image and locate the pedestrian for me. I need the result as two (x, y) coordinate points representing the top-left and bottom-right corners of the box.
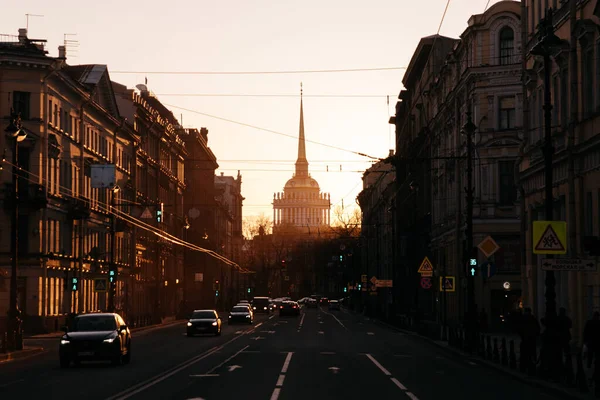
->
(583, 312), (600, 371)
(557, 307), (572, 355)
(518, 307), (540, 375)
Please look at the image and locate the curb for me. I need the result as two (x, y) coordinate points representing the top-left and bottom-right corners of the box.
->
(354, 311), (592, 400)
(0, 347), (45, 363)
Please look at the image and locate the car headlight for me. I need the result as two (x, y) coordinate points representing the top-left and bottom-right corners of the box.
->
(212, 321), (218, 326)
(60, 339), (70, 345)
(229, 315), (232, 318)
(264, 307), (267, 310)
(187, 322), (192, 326)
(246, 315), (251, 318)
(253, 307), (256, 310)
(103, 337), (115, 343)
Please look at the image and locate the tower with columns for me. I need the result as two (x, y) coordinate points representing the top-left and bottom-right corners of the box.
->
(273, 85), (331, 234)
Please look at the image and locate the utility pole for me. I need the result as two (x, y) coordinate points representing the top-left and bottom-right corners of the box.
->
(463, 111), (477, 353)
(5, 110), (27, 351)
(108, 187), (118, 312)
(531, 8), (563, 378)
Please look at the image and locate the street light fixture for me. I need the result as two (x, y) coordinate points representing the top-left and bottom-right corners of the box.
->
(5, 109), (28, 351)
(529, 8), (565, 378)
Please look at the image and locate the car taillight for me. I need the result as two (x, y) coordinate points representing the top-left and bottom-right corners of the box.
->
(293, 306), (297, 308)
(280, 306), (283, 309)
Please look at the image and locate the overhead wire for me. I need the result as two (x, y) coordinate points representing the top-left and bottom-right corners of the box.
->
(110, 67), (407, 75)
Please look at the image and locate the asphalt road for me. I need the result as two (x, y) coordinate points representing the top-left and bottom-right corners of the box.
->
(0, 306), (563, 400)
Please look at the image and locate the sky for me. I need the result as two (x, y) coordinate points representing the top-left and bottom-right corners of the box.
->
(3, 0), (504, 220)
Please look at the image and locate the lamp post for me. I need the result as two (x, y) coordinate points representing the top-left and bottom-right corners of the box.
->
(108, 185), (119, 312)
(530, 8), (564, 377)
(5, 110), (27, 351)
(462, 111), (477, 353)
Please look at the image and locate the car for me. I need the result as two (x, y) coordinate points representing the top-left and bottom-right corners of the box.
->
(59, 312), (131, 368)
(251, 297), (271, 314)
(328, 300), (340, 310)
(279, 301), (300, 316)
(306, 298), (318, 308)
(229, 305), (253, 324)
(187, 309), (222, 336)
(320, 297), (329, 305)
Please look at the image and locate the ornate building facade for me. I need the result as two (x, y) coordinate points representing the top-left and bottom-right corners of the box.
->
(272, 92), (331, 235)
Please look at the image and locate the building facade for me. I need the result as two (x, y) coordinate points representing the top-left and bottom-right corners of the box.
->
(520, 0), (600, 342)
(273, 93), (331, 235)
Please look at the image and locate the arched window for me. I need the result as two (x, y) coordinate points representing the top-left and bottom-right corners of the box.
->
(499, 27), (514, 65)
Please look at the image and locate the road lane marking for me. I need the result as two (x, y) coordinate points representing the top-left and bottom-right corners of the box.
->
(318, 331), (324, 334)
(242, 350), (261, 353)
(365, 354), (391, 376)
(367, 332), (375, 335)
(206, 345), (249, 374)
(0, 379), (25, 388)
(276, 374), (285, 387)
(320, 351), (335, 355)
(321, 309), (348, 330)
(391, 378), (407, 390)
(298, 312), (306, 329)
(468, 361), (477, 366)
(255, 322), (264, 328)
(106, 344), (223, 400)
(189, 374), (220, 377)
(270, 388), (281, 400)
(281, 352), (293, 373)
(269, 315), (275, 320)
(406, 392), (420, 400)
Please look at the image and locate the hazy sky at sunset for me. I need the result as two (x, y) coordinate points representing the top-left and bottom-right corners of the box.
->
(3, 0), (504, 221)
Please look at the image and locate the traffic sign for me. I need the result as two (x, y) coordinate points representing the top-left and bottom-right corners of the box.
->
(533, 221), (567, 254)
(478, 236), (500, 258)
(93, 278), (108, 293)
(377, 279), (393, 288)
(370, 276), (378, 284)
(418, 256), (434, 277)
(420, 277), (432, 289)
(481, 261), (497, 278)
(140, 207), (153, 219)
(370, 283), (377, 292)
(284, 276), (290, 281)
(361, 274), (367, 283)
(541, 258), (597, 272)
(439, 276), (455, 292)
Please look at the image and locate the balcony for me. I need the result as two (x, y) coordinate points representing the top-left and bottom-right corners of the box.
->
(67, 196), (91, 219)
(3, 182), (47, 210)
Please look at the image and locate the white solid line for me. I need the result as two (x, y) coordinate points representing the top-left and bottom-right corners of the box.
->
(207, 345), (250, 374)
(405, 392), (420, 400)
(281, 352), (293, 373)
(276, 374), (285, 387)
(321, 309), (347, 330)
(255, 322), (264, 328)
(365, 353), (392, 376)
(107, 344), (223, 400)
(270, 388), (281, 400)
(189, 374), (220, 377)
(391, 377), (407, 390)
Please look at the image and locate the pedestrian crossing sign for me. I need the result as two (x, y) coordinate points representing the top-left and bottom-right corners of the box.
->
(533, 221), (567, 255)
(418, 256), (434, 277)
(93, 278), (108, 293)
(439, 276), (455, 292)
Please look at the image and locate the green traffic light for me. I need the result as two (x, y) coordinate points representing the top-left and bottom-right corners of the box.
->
(471, 267), (476, 276)
(247, 288), (251, 293)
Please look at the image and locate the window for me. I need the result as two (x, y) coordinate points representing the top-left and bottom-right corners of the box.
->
(13, 91), (31, 119)
(499, 97), (516, 130)
(561, 68), (569, 127)
(499, 27), (514, 65)
(498, 161), (516, 206)
(585, 192), (593, 236)
(583, 48), (594, 118)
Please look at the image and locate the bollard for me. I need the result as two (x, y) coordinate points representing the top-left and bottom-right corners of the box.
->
(575, 352), (589, 393)
(486, 336), (493, 360)
(509, 340), (516, 369)
(493, 337), (500, 363)
(501, 337), (508, 366)
(564, 352), (574, 387)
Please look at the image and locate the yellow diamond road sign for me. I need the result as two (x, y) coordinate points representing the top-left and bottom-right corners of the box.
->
(418, 256), (434, 277)
(533, 221), (567, 255)
(478, 236), (500, 258)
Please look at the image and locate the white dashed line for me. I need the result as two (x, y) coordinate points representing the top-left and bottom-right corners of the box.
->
(206, 345), (249, 374)
(276, 374), (285, 387)
(320, 352), (336, 355)
(270, 388), (281, 400)
(365, 354), (419, 400)
(269, 352), (293, 400)
(254, 322), (264, 328)
(468, 361), (477, 366)
(281, 352), (293, 373)
(367, 332), (375, 335)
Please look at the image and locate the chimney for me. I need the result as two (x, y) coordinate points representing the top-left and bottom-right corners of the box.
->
(58, 45), (66, 60)
(18, 28), (28, 44)
(200, 127), (208, 142)
(220, 172), (224, 177)
(389, 149), (394, 157)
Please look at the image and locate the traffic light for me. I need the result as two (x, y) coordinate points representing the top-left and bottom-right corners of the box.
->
(343, 287), (348, 293)
(358, 283), (362, 290)
(247, 288), (251, 294)
(157, 202), (164, 222)
(215, 290), (219, 297)
(71, 277), (79, 291)
(339, 255), (343, 262)
(109, 269), (116, 283)
(213, 280), (220, 291)
(281, 260), (286, 268)
(468, 247), (478, 276)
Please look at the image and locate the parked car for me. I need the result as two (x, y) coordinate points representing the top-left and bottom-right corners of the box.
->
(229, 305), (253, 324)
(59, 312), (131, 368)
(279, 301), (300, 316)
(187, 309), (222, 336)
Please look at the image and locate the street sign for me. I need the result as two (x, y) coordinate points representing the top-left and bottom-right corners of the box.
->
(420, 277), (432, 289)
(478, 236), (500, 258)
(533, 221), (567, 254)
(480, 261), (497, 278)
(140, 207), (153, 219)
(439, 276), (455, 292)
(370, 276), (378, 284)
(418, 256), (434, 277)
(284, 276), (290, 281)
(541, 258), (597, 272)
(370, 283), (377, 292)
(93, 278), (108, 293)
(377, 279), (393, 288)
(361, 274), (367, 283)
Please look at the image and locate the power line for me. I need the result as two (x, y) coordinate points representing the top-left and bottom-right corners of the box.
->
(110, 67), (407, 75)
(154, 93), (395, 98)
(163, 103), (382, 161)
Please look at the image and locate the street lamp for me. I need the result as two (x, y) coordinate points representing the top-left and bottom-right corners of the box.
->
(530, 8), (564, 378)
(5, 109), (27, 351)
(108, 185), (120, 312)
(462, 111), (477, 353)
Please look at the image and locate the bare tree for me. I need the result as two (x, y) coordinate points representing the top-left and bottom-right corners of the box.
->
(242, 213), (273, 239)
(330, 204), (361, 238)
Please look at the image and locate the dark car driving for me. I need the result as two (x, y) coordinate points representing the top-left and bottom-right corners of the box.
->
(187, 309), (222, 336)
(59, 313), (131, 368)
(229, 305), (254, 324)
(251, 297), (271, 314)
(279, 300), (300, 316)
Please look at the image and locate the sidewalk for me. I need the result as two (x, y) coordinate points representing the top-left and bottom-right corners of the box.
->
(0, 346), (46, 363)
(344, 307), (596, 400)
